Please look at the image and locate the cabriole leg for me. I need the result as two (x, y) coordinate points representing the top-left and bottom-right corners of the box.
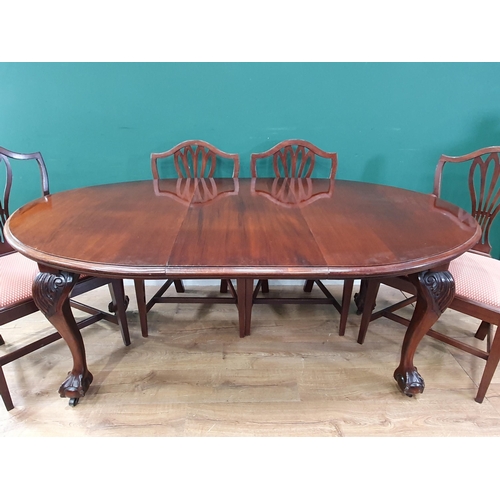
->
(394, 270), (455, 397)
(32, 268), (93, 403)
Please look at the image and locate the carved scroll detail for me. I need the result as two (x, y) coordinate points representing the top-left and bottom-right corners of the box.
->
(33, 271), (77, 316)
(417, 270), (455, 314)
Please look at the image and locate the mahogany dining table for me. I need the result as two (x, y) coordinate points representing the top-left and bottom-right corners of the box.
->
(4, 177), (481, 406)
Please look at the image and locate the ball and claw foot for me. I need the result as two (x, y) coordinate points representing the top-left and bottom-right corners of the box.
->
(394, 368), (425, 397)
(58, 370), (93, 402)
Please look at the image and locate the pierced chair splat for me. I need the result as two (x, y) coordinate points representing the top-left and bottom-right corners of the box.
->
(250, 139), (354, 336)
(134, 140), (241, 338)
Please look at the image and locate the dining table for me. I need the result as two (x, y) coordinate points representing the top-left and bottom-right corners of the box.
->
(4, 176), (481, 406)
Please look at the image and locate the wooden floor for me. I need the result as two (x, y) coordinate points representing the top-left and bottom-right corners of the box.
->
(1, 282), (500, 437)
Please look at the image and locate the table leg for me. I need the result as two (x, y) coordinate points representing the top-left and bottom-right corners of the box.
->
(237, 278), (254, 338)
(32, 268), (93, 403)
(394, 269), (455, 396)
(133, 278), (149, 338)
(354, 278), (377, 315)
(356, 279), (380, 344)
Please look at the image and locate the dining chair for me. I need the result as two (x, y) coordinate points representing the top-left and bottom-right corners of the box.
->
(134, 140), (240, 337)
(250, 139), (354, 335)
(355, 146), (500, 402)
(0, 147), (131, 411)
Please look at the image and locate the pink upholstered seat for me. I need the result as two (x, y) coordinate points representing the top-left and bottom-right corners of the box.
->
(449, 251), (500, 311)
(0, 252), (38, 309)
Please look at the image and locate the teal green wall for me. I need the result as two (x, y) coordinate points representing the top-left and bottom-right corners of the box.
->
(2, 63), (500, 253)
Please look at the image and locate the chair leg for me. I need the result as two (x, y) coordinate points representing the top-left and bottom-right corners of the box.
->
(475, 321), (491, 341)
(220, 279), (228, 293)
(261, 279), (270, 293)
(0, 366), (14, 411)
(303, 280), (314, 292)
(354, 279), (374, 315)
(475, 325), (500, 403)
(0, 334), (4, 346)
(174, 280), (185, 293)
(339, 279), (354, 336)
(357, 280), (381, 344)
(134, 279), (149, 338)
(108, 280), (131, 346)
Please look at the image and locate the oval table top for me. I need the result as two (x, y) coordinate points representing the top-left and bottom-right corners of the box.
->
(5, 178), (481, 279)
